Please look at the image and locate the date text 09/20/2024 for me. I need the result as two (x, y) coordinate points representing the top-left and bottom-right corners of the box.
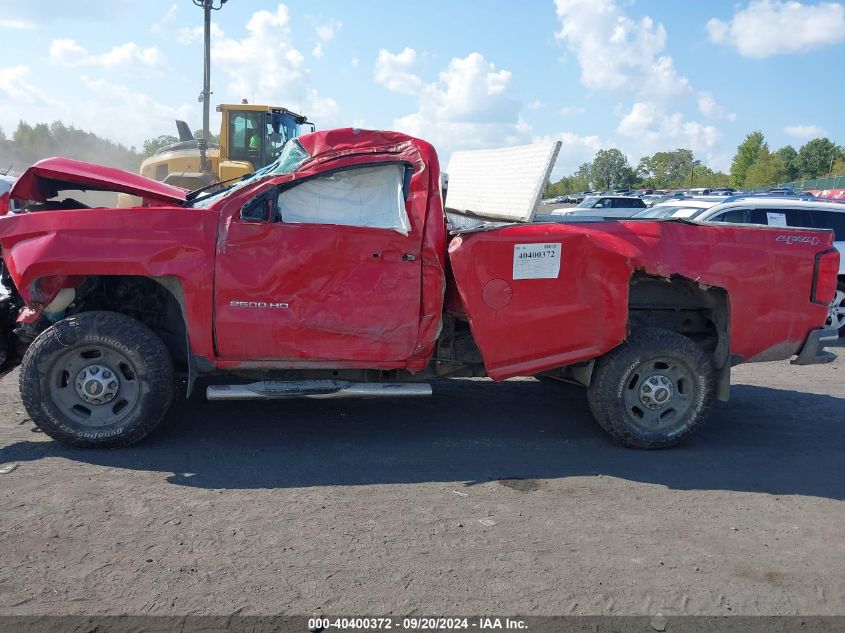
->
(307, 617), (528, 630)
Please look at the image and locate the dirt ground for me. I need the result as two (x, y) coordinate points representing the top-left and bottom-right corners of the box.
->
(0, 340), (843, 616)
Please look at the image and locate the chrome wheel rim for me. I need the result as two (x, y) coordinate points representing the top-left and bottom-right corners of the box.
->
(622, 358), (695, 432)
(827, 289), (845, 331)
(48, 345), (140, 427)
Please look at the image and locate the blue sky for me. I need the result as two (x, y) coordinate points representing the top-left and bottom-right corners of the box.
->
(1, 0), (844, 176)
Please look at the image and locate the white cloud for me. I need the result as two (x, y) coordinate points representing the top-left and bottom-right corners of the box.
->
(552, 0), (732, 172)
(697, 91), (736, 121)
(151, 4), (178, 34)
(0, 19), (36, 30)
(351, 57), (360, 68)
(0, 65), (55, 106)
(533, 132), (609, 176)
(311, 19), (340, 59)
(527, 100), (544, 110)
(315, 19), (341, 42)
(784, 124), (829, 139)
(707, 1), (845, 58)
(554, 0), (690, 100)
(374, 49), (528, 152)
(49, 39), (167, 74)
(617, 101), (723, 167)
(559, 105), (586, 116)
(74, 77), (196, 146)
(374, 48), (425, 96)
(178, 22), (224, 45)
(0, 66), (192, 148)
(181, 4), (339, 125)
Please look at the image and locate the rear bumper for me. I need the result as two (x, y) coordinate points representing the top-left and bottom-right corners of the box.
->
(791, 327), (839, 366)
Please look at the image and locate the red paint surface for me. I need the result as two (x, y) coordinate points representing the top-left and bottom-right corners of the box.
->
(8, 157), (187, 207)
(0, 205), (219, 359)
(449, 220), (835, 379)
(0, 129), (835, 380)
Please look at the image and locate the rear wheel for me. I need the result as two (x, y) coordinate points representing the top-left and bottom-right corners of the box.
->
(587, 328), (715, 449)
(826, 280), (845, 336)
(19, 311), (174, 448)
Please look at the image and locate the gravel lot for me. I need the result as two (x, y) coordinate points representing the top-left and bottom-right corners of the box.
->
(0, 340), (843, 616)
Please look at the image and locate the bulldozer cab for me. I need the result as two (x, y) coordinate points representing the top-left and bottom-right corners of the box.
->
(118, 102), (312, 207)
(219, 104), (310, 179)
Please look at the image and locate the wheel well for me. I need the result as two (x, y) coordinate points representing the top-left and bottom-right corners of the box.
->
(628, 273), (730, 373)
(70, 275), (189, 371)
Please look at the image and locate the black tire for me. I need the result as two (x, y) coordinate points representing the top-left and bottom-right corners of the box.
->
(19, 311), (174, 448)
(587, 328), (715, 449)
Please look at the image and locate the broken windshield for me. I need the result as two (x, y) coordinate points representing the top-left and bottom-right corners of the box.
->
(189, 139), (311, 209)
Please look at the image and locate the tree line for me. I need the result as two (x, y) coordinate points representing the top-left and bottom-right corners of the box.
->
(730, 132), (844, 189)
(0, 121), (143, 174)
(546, 132), (845, 197)
(0, 120), (219, 175)
(2, 119), (841, 195)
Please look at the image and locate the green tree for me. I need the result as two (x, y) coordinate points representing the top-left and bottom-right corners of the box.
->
(744, 149), (787, 189)
(796, 138), (843, 179)
(775, 145), (799, 181)
(688, 164), (731, 188)
(1, 120), (141, 172)
(572, 162), (592, 191)
(730, 130), (766, 188)
(637, 149), (694, 188)
(142, 134), (178, 158)
(591, 148), (635, 190)
(193, 129), (220, 144)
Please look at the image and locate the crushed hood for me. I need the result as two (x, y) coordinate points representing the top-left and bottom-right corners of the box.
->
(9, 157), (188, 205)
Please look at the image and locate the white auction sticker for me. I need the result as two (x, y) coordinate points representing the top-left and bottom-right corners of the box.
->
(513, 243), (562, 280)
(766, 212), (787, 227)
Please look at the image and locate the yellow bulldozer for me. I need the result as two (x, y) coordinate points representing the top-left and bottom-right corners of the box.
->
(120, 102), (312, 205)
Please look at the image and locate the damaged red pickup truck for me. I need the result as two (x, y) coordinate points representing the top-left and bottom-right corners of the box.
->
(0, 129), (839, 449)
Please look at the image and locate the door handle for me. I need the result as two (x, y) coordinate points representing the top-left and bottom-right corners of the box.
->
(402, 253), (417, 262)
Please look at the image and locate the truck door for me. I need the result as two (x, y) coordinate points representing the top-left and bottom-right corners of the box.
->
(213, 162), (424, 363)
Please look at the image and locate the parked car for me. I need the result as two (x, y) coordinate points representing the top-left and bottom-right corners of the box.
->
(641, 194), (670, 207)
(549, 195), (648, 219)
(688, 197), (845, 333)
(631, 197), (723, 219)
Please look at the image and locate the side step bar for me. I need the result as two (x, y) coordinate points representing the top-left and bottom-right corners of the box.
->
(207, 380), (432, 401)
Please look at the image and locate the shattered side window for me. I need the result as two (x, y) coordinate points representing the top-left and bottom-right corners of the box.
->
(277, 164), (411, 235)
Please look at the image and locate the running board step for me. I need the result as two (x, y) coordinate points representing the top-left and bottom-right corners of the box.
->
(206, 380), (432, 401)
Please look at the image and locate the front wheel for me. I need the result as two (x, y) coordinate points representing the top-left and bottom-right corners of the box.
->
(19, 311), (175, 448)
(587, 328), (715, 449)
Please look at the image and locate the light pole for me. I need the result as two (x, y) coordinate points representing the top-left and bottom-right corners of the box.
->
(192, 0), (228, 175)
(689, 159), (701, 187)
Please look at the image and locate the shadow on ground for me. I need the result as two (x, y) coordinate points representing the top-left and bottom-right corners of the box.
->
(1, 378), (843, 498)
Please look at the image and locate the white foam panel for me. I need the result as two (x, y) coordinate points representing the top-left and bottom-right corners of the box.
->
(444, 141), (561, 223)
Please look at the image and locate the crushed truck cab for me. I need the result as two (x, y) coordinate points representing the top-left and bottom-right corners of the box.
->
(0, 129), (838, 449)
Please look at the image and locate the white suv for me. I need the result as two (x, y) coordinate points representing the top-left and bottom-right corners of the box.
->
(689, 197), (845, 333)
